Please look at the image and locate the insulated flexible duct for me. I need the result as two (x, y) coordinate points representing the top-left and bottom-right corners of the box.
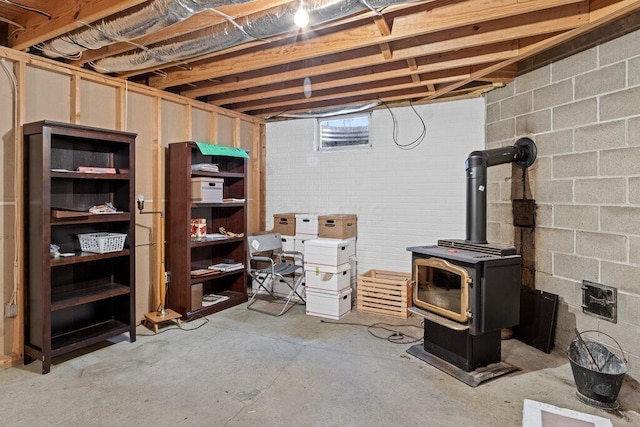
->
(40, 0), (251, 59)
(87, 0), (421, 73)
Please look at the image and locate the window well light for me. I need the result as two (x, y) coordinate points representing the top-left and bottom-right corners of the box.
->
(294, 1), (309, 28)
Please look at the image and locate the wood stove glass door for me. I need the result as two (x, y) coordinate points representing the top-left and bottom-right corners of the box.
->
(413, 258), (470, 323)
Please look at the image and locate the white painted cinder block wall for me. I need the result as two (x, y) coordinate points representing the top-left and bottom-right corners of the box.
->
(265, 98), (485, 275)
(485, 29), (640, 379)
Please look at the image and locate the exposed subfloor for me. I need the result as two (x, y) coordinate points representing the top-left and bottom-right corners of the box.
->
(1, 304), (639, 426)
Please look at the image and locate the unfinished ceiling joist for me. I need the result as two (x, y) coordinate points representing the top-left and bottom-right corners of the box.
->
(2, 0), (639, 118)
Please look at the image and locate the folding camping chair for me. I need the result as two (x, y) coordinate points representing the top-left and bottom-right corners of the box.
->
(247, 233), (306, 316)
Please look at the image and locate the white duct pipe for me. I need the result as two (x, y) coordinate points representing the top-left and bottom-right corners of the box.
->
(89, 0), (422, 73)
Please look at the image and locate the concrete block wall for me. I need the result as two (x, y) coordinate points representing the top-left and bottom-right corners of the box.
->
(265, 99), (485, 276)
(485, 29), (640, 378)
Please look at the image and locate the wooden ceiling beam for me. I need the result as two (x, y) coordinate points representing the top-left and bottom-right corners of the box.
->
(191, 44), (517, 101)
(426, 0), (640, 101)
(406, 58), (420, 83)
(146, 0), (584, 88)
(118, 0), (429, 80)
(10, 0), (149, 51)
(216, 68), (469, 107)
(181, 9), (579, 99)
(234, 79), (436, 112)
(249, 82), (495, 117)
(374, 14), (393, 59)
(208, 45), (518, 105)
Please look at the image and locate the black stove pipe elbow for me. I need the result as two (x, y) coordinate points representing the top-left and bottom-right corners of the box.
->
(465, 137), (537, 244)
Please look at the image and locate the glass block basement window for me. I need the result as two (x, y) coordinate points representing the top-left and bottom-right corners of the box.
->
(318, 114), (371, 150)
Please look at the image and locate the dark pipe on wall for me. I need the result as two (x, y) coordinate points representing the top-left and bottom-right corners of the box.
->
(465, 138), (537, 244)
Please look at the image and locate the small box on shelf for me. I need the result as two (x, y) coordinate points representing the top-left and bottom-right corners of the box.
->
(191, 177), (224, 203)
(190, 218), (207, 241)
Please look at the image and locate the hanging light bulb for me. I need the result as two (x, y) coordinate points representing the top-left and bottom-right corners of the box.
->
(294, 1), (310, 28)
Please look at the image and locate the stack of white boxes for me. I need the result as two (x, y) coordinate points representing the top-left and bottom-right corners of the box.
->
(304, 238), (355, 320)
(318, 214), (358, 307)
(294, 213), (319, 256)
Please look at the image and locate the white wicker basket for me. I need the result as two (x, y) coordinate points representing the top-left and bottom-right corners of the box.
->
(78, 232), (127, 253)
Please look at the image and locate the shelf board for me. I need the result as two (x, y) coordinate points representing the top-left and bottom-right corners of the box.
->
(185, 290), (247, 321)
(51, 319), (131, 356)
(192, 202), (245, 208)
(51, 172), (130, 180)
(190, 269), (244, 285)
(192, 171), (244, 179)
(51, 249), (131, 266)
(51, 212), (131, 225)
(191, 236), (244, 248)
(51, 283), (130, 311)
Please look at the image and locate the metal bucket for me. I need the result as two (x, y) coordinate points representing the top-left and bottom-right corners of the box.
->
(568, 330), (627, 410)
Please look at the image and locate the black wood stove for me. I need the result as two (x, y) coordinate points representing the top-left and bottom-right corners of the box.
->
(407, 138), (537, 386)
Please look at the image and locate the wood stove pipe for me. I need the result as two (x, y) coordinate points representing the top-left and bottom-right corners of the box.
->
(466, 137), (537, 244)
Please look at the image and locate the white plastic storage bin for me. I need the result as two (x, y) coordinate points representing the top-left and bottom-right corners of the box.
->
(304, 264), (350, 293)
(295, 214), (318, 238)
(306, 288), (352, 320)
(304, 238), (352, 268)
(191, 177), (224, 203)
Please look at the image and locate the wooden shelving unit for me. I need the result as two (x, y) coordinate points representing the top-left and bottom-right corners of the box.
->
(23, 120), (137, 374)
(166, 142), (248, 321)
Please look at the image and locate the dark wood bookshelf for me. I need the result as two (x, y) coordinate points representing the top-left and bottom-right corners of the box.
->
(166, 141), (248, 321)
(23, 120), (137, 374)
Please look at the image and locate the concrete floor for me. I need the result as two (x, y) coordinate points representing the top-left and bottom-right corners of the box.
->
(1, 303), (639, 426)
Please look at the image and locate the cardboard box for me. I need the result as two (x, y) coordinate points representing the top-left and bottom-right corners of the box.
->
(280, 235), (295, 252)
(295, 213), (318, 237)
(294, 237), (309, 256)
(318, 214), (357, 239)
(190, 218), (207, 240)
(305, 264), (350, 293)
(191, 177), (224, 203)
(304, 238), (352, 269)
(306, 288), (352, 320)
(191, 283), (203, 311)
(273, 213), (296, 236)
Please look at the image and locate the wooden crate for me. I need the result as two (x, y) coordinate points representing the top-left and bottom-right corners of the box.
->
(357, 270), (412, 319)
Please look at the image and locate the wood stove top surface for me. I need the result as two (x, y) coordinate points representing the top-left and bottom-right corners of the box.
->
(407, 244), (520, 264)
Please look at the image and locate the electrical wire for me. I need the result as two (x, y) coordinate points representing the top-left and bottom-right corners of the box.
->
(0, 0), (51, 19)
(380, 99), (426, 150)
(320, 319), (423, 344)
(0, 58), (19, 311)
(135, 314), (210, 336)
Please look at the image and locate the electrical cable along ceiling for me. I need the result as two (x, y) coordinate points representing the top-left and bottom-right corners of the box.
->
(2, 0), (640, 118)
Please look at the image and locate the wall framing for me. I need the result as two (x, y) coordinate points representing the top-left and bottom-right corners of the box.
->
(0, 45), (265, 366)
